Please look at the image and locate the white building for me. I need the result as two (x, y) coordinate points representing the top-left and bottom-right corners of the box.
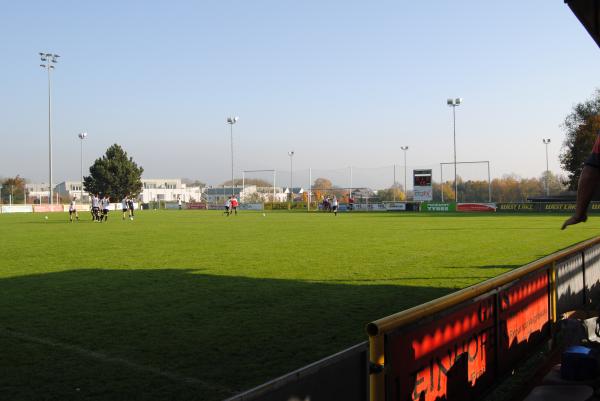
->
(140, 179), (203, 203)
(55, 181), (88, 202)
(25, 183), (51, 203)
(53, 178), (203, 204)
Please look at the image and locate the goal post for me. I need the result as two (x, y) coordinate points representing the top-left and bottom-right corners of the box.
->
(241, 169), (277, 203)
(440, 161), (491, 202)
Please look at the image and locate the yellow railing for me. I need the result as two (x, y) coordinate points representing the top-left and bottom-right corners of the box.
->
(367, 236), (600, 401)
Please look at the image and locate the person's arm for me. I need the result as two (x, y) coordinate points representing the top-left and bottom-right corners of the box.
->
(562, 165), (600, 229)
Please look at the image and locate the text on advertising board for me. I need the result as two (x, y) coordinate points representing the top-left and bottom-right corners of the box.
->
(388, 297), (496, 401)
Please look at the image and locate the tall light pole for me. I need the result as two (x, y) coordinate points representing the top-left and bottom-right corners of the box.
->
(401, 146), (409, 199)
(226, 116), (239, 197)
(447, 97), (462, 203)
(288, 151), (294, 201)
(78, 132), (88, 200)
(39, 52), (60, 204)
(543, 138), (551, 196)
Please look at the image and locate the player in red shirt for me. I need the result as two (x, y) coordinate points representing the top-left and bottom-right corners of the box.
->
(231, 197), (239, 215)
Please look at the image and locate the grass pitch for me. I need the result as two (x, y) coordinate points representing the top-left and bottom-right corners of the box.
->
(0, 210), (598, 400)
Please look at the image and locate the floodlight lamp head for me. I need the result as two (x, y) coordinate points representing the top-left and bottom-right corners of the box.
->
(78, 132), (88, 139)
(40, 64), (46, 68)
(447, 98), (454, 105)
(455, 98), (462, 105)
(288, 151), (294, 157)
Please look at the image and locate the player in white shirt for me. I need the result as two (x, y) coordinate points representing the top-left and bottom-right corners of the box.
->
(91, 194), (101, 221)
(69, 197), (79, 222)
(121, 196), (129, 220)
(101, 195), (110, 222)
(224, 197), (231, 216)
(332, 196), (339, 216)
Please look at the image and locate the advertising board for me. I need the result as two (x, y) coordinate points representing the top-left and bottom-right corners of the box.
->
(387, 296), (496, 401)
(384, 202), (407, 211)
(187, 203), (207, 210)
(352, 203), (387, 212)
(496, 203), (536, 212)
(496, 202), (600, 213)
(1, 205), (33, 213)
(498, 270), (550, 372)
(239, 203), (263, 211)
(33, 205), (64, 213)
(421, 202), (456, 212)
(456, 203), (496, 212)
(413, 169), (433, 201)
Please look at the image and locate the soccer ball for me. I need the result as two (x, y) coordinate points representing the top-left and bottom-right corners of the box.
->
(262, 213), (266, 217)
(130, 217), (134, 221)
(44, 216), (48, 220)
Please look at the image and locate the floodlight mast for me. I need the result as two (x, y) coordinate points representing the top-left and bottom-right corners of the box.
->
(78, 132), (88, 200)
(39, 52), (60, 204)
(288, 151), (294, 201)
(226, 116), (239, 197)
(447, 97), (462, 203)
(401, 146), (409, 199)
(543, 138), (551, 196)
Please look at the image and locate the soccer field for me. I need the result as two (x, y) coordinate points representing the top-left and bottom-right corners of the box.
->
(1, 210), (598, 400)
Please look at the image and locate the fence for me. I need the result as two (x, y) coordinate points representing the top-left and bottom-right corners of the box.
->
(224, 342), (368, 401)
(225, 236), (600, 401)
(367, 236), (600, 401)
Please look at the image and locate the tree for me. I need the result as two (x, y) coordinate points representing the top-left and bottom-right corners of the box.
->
(313, 178), (333, 189)
(84, 144), (143, 201)
(182, 178), (206, 188)
(377, 186), (406, 201)
(222, 178), (272, 187)
(560, 89), (600, 190)
(1, 175), (26, 203)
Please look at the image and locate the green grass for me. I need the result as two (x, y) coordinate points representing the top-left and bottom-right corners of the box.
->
(0, 210), (598, 400)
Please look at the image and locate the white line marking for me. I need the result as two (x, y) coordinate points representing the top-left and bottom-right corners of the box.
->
(0, 326), (233, 395)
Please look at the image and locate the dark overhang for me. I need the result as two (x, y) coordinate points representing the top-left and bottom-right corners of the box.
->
(566, 0), (600, 47)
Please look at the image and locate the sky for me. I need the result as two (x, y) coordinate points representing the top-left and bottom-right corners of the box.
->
(1, 1), (599, 189)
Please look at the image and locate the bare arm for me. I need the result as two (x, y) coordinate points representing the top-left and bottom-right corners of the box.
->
(562, 165), (600, 229)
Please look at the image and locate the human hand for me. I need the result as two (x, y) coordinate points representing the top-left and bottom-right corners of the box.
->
(561, 214), (587, 230)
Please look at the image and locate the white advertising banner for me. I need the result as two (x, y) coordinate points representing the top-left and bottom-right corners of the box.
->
(413, 187), (433, 202)
(352, 203), (387, 211)
(239, 203), (263, 211)
(1, 205), (33, 213)
(384, 202), (407, 211)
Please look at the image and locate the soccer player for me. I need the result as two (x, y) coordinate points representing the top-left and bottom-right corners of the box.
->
(121, 196), (129, 220)
(69, 196), (79, 222)
(101, 195), (110, 222)
(224, 197), (231, 216)
(332, 196), (339, 216)
(91, 194), (101, 222)
(127, 197), (135, 220)
(231, 196), (239, 215)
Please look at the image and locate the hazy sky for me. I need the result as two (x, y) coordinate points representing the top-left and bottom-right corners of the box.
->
(1, 1), (599, 189)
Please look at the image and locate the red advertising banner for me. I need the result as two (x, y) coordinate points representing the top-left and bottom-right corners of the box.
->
(457, 203), (496, 212)
(387, 296), (496, 401)
(33, 205), (64, 213)
(187, 203), (207, 210)
(498, 270), (550, 372)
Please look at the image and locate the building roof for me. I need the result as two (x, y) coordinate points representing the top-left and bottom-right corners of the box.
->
(566, 0), (600, 48)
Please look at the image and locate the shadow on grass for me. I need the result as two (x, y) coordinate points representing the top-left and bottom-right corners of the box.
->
(0, 268), (454, 401)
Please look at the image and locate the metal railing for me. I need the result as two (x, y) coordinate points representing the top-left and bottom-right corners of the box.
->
(367, 236), (600, 401)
